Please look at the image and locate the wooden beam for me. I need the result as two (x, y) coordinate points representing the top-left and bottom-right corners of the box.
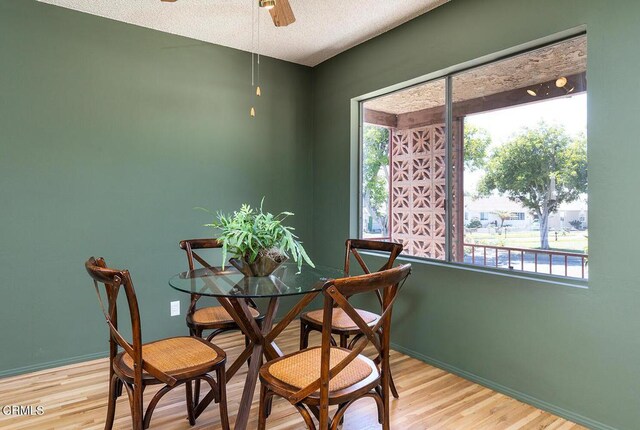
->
(455, 72), (587, 119)
(363, 109), (397, 128)
(396, 72), (587, 129)
(397, 108), (445, 129)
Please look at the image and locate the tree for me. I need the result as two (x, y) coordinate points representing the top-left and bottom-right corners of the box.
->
(466, 218), (482, 229)
(569, 219), (583, 230)
(493, 210), (512, 228)
(478, 122), (587, 249)
(463, 124), (491, 171)
(362, 125), (390, 236)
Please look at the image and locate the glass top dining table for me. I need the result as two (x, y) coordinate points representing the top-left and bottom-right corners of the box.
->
(168, 262), (345, 299)
(168, 261), (345, 430)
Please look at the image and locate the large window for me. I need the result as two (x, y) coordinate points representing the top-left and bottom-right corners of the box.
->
(360, 35), (588, 279)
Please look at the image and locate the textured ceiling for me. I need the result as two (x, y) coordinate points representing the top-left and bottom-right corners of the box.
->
(365, 36), (587, 114)
(37, 0), (449, 66)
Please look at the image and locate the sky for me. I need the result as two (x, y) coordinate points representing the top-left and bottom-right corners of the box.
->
(464, 93), (587, 192)
(467, 93), (587, 144)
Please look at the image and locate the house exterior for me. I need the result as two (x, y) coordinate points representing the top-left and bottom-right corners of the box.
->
(465, 194), (588, 231)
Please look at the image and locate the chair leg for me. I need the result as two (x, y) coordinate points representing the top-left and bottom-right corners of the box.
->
(389, 368), (400, 399)
(374, 330), (399, 398)
(370, 391), (384, 425)
(216, 366), (230, 430)
(331, 396), (381, 430)
(383, 394), (390, 430)
(130, 385), (144, 430)
(245, 334), (252, 367)
(205, 328), (227, 342)
(193, 328), (203, 405)
(300, 321), (310, 349)
(104, 374), (119, 430)
(381, 369), (390, 430)
(329, 335), (338, 347)
(258, 384), (268, 430)
(293, 403), (317, 430)
(338, 403), (346, 425)
(115, 378), (123, 397)
(339, 334), (348, 348)
(193, 380), (201, 406)
(265, 392), (273, 417)
(143, 385), (173, 430)
(185, 381), (196, 426)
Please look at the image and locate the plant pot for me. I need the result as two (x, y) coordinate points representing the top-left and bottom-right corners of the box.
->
(229, 253), (288, 277)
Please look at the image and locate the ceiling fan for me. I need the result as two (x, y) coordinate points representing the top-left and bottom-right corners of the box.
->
(160, 0), (296, 27)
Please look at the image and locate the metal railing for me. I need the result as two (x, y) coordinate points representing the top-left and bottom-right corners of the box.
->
(464, 243), (588, 279)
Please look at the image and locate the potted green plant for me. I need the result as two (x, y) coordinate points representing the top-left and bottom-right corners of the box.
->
(203, 199), (314, 276)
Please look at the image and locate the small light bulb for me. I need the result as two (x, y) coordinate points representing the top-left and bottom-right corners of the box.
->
(555, 77), (568, 88)
(259, 0), (276, 10)
(250, 107), (256, 117)
(527, 89), (537, 96)
(256, 86), (261, 96)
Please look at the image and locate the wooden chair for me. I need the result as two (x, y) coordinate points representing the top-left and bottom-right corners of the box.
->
(258, 264), (411, 430)
(299, 239), (403, 398)
(85, 257), (230, 430)
(179, 238), (264, 403)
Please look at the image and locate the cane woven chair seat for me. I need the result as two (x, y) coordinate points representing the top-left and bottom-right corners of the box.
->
(303, 308), (379, 330)
(258, 264), (411, 430)
(86, 256), (230, 430)
(191, 305), (259, 325)
(298, 239), (405, 401)
(264, 347), (375, 392)
(118, 337), (221, 378)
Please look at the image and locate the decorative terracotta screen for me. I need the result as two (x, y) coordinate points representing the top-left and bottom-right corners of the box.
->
(390, 124), (447, 259)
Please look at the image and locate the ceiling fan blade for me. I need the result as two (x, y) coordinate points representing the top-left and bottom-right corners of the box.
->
(269, 0), (296, 27)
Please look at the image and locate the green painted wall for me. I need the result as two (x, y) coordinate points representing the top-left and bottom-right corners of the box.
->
(0, 1), (313, 374)
(2, 0), (640, 428)
(311, 0), (640, 429)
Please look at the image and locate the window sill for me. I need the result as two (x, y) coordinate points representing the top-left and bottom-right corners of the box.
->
(359, 250), (589, 289)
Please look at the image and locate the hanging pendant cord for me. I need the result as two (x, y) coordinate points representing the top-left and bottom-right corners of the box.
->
(257, 3), (260, 86)
(251, 0), (255, 87)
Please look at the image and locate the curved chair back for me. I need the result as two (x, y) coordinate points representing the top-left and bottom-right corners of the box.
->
(344, 239), (403, 304)
(178, 238), (225, 314)
(344, 239), (403, 275)
(85, 257), (177, 387)
(290, 264), (411, 414)
(179, 238), (223, 271)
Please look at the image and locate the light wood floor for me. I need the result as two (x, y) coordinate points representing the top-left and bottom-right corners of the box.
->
(0, 321), (585, 430)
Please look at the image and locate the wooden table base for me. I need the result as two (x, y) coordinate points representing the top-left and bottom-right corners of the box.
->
(199, 291), (320, 430)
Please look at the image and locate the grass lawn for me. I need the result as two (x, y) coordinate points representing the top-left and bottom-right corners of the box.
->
(466, 230), (588, 254)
